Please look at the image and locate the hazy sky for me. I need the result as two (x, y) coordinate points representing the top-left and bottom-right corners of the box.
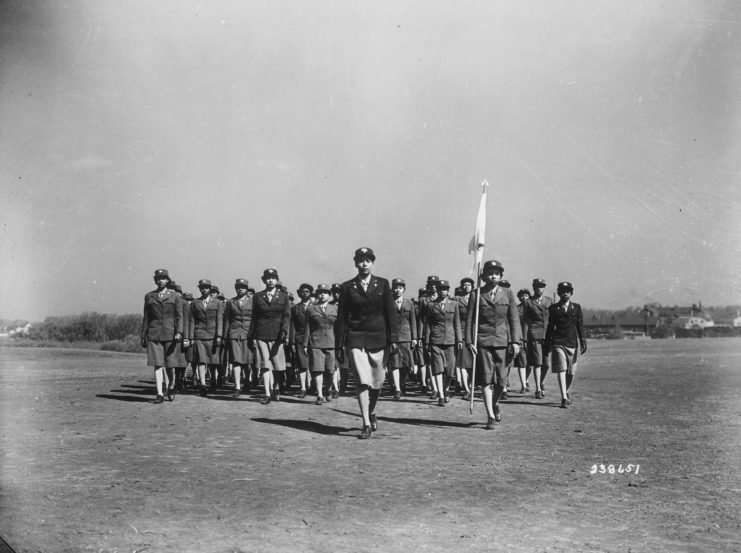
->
(1, 0), (740, 321)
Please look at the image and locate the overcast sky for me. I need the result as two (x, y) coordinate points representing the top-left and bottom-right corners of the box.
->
(1, 0), (739, 321)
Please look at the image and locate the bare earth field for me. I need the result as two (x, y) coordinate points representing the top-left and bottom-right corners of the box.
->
(1, 339), (740, 553)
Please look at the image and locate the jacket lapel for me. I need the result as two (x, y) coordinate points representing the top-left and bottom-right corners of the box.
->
(354, 276), (367, 296)
(479, 288), (496, 307)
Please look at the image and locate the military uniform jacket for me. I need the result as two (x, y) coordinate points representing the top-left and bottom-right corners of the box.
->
(544, 302), (584, 349)
(423, 298), (462, 346)
(224, 296), (253, 340)
(517, 303), (527, 341)
(248, 288), (291, 341)
(388, 297), (417, 343)
(522, 296), (553, 341)
(465, 286), (522, 348)
(140, 289), (183, 342)
(457, 294), (473, 335)
(336, 275), (394, 350)
(182, 300), (193, 340)
(289, 302), (312, 344)
(302, 303), (338, 349)
(189, 297), (224, 340)
(416, 295), (433, 338)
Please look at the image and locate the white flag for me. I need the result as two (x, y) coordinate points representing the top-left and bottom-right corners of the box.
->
(468, 180), (488, 273)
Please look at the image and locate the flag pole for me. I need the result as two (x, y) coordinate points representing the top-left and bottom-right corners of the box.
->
(468, 179), (488, 414)
(469, 257), (483, 414)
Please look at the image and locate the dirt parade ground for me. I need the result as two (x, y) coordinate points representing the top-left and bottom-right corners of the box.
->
(1, 339), (740, 553)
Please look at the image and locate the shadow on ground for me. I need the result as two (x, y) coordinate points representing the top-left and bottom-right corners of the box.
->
(251, 417), (355, 436)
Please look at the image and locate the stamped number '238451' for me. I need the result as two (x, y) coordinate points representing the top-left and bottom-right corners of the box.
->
(590, 464), (640, 475)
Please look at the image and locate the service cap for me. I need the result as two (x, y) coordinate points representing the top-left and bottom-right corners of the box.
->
(297, 283), (314, 293)
(482, 259), (504, 273)
(154, 268), (170, 280)
(353, 247), (376, 261)
(557, 281), (574, 293)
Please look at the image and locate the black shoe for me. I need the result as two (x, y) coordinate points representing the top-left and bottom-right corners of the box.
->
(273, 391), (281, 401)
(394, 391), (401, 400)
(260, 395), (271, 405)
(485, 417), (495, 430)
(167, 390), (175, 402)
(444, 394), (451, 403)
(370, 414), (378, 431)
(199, 386), (208, 397)
(464, 391), (472, 401)
(233, 389), (241, 398)
(560, 399), (568, 409)
(500, 391), (508, 401)
(154, 395), (164, 404)
(298, 390), (307, 398)
(431, 391), (439, 400)
(331, 391), (339, 399)
(438, 397), (445, 407)
(494, 405), (501, 422)
(359, 425), (372, 439)
(535, 391), (543, 399)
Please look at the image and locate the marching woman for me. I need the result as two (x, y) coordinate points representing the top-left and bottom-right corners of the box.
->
(336, 247), (395, 439)
(189, 279), (224, 397)
(302, 284), (338, 404)
(465, 260), (521, 429)
(165, 282), (189, 397)
(330, 283), (349, 396)
(522, 278), (553, 399)
(290, 283), (314, 398)
(422, 280), (462, 407)
(387, 278), (417, 398)
(516, 288), (532, 393)
(224, 278), (253, 398)
(140, 269), (183, 403)
(248, 268), (291, 404)
(544, 281), (587, 408)
(180, 292), (195, 389)
(455, 278), (475, 400)
(412, 288), (428, 394)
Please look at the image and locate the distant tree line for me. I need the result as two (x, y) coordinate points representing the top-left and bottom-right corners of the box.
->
(24, 312), (141, 345)
(5, 304), (738, 353)
(584, 305), (740, 323)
